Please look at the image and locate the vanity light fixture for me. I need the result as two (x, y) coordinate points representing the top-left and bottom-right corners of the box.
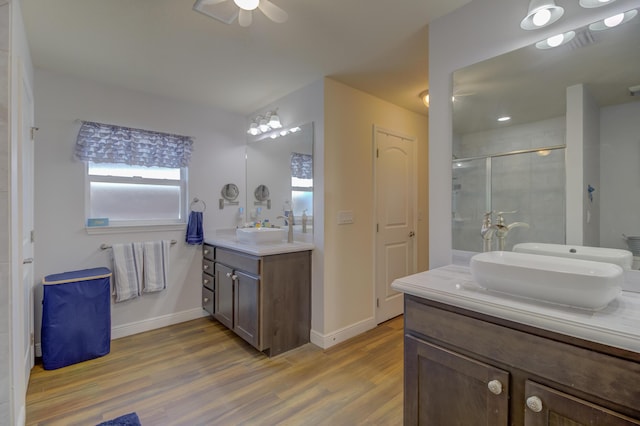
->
(419, 90), (430, 107)
(579, 0), (616, 8)
(535, 30), (576, 49)
(234, 0), (259, 10)
(497, 116), (512, 122)
(520, 0), (564, 30)
(589, 9), (637, 30)
(247, 110), (284, 135)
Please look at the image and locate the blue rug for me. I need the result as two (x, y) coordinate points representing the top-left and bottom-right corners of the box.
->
(96, 412), (141, 426)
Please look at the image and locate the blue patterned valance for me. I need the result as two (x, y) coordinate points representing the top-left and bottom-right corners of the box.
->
(290, 152), (312, 179)
(75, 121), (193, 168)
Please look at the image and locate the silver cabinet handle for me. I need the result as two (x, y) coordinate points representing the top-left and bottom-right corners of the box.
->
(23, 258), (33, 264)
(203, 264), (209, 270)
(203, 297), (209, 303)
(204, 249), (210, 255)
(526, 396), (543, 413)
(226, 272), (232, 278)
(231, 274), (238, 280)
(203, 279), (210, 285)
(487, 380), (503, 395)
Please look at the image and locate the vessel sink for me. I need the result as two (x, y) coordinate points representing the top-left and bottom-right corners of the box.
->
(236, 227), (286, 244)
(470, 251), (623, 310)
(513, 242), (633, 270)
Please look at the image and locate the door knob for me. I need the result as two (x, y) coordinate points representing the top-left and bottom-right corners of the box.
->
(408, 231), (415, 237)
(487, 380), (503, 395)
(526, 396), (543, 413)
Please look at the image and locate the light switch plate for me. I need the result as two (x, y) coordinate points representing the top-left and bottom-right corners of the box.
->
(337, 210), (354, 225)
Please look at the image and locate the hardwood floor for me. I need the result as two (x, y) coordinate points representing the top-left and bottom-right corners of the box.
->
(26, 315), (404, 425)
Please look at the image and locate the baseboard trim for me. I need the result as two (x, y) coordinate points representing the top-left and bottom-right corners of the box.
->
(310, 316), (376, 349)
(35, 308), (210, 357)
(111, 308), (210, 340)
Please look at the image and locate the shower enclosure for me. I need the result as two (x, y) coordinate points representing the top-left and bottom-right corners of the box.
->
(452, 146), (566, 252)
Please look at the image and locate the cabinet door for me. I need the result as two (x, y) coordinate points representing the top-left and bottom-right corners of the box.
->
(214, 263), (234, 329)
(233, 270), (260, 348)
(524, 381), (640, 426)
(405, 335), (509, 426)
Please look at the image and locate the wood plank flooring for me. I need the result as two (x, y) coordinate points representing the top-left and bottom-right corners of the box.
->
(26, 315), (404, 425)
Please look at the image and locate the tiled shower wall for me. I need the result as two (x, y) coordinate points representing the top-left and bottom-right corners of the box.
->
(0, 1), (9, 420)
(452, 116), (566, 252)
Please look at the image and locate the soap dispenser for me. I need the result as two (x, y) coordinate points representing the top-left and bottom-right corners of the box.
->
(302, 209), (308, 234)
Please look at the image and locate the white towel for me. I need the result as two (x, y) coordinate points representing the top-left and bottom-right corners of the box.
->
(111, 242), (143, 302)
(142, 240), (170, 293)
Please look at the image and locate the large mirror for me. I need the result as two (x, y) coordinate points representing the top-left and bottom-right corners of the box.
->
(246, 122), (314, 236)
(452, 9), (640, 255)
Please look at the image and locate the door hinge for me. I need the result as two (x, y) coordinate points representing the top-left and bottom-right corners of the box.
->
(30, 127), (39, 141)
(30, 332), (34, 345)
(31, 230), (35, 243)
(376, 223), (379, 232)
(376, 148), (379, 158)
(376, 298), (380, 308)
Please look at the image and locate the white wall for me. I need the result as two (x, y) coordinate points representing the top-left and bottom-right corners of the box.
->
(600, 101), (640, 250)
(33, 70), (247, 348)
(429, 0), (639, 267)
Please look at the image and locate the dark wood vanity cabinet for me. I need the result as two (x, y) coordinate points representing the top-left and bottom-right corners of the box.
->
(404, 295), (640, 426)
(203, 244), (311, 356)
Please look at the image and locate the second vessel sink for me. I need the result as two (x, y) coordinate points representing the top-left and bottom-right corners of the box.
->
(236, 227), (286, 244)
(470, 251), (623, 310)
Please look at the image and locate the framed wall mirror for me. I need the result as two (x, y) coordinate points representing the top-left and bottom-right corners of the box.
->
(245, 122), (314, 236)
(451, 9), (640, 254)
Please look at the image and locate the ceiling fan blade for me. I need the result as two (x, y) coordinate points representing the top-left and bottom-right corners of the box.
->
(238, 9), (252, 27)
(258, 0), (288, 23)
(199, 0), (228, 5)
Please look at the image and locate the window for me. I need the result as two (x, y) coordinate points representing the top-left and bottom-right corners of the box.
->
(87, 162), (187, 225)
(75, 121), (193, 228)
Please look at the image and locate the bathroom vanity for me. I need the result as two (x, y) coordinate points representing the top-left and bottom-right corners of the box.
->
(202, 235), (313, 357)
(393, 265), (640, 425)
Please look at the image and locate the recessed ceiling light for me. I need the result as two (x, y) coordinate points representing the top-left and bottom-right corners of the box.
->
(497, 116), (511, 122)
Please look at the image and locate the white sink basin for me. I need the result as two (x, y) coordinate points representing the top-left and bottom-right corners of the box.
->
(513, 242), (633, 270)
(236, 227), (286, 244)
(470, 251), (623, 310)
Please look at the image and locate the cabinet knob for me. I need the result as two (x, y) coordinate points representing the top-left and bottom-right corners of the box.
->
(203, 279), (209, 285)
(226, 272), (232, 278)
(203, 297), (209, 303)
(231, 274), (238, 280)
(204, 249), (209, 254)
(203, 264), (209, 269)
(487, 380), (503, 395)
(526, 396), (543, 413)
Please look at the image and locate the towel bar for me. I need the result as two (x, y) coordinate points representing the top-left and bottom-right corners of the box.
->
(101, 240), (177, 250)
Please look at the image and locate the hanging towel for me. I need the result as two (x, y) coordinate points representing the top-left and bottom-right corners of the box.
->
(186, 210), (203, 245)
(142, 240), (170, 293)
(111, 243), (143, 302)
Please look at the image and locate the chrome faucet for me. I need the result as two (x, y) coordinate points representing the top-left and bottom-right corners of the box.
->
(277, 214), (294, 243)
(494, 211), (529, 251)
(481, 212), (497, 252)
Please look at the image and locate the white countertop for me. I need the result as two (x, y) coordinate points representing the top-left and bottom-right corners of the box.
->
(204, 229), (314, 256)
(392, 264), (640, 354)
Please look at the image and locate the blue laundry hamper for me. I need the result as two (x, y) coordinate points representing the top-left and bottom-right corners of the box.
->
(41, 267), (112, 370)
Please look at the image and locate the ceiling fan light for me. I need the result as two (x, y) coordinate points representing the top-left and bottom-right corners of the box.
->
(520, 0), (564, 30)
(234, 0), (259, 11)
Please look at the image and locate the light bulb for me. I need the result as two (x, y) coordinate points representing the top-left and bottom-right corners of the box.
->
(234, 0), (259, 11)
(268, 113), (282, 129)
(532, 9), (552, 27)
(547, 34), (564, 47)
(604, 13), (625, 28)
(258, 118), (270, 132)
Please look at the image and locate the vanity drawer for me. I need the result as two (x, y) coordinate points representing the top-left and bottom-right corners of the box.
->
(202, 272), (214, 290)
(203, 244), (215, 261)
(202, 286), (214, 315)
(215, 248), (260, 275)
(202, 258), (214, 274)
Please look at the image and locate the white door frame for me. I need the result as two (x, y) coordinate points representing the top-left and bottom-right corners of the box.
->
(372, 125), (418, 324)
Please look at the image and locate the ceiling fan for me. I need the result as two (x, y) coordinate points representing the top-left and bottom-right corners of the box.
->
(194, 0), (288, 27)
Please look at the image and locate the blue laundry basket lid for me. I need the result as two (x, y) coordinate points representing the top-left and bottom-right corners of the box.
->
(43, 267), (112, 285)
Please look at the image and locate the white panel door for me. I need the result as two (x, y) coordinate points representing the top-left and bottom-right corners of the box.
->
(374, 127), (416, 324)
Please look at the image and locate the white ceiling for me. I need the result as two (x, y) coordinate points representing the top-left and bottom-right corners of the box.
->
(21, 0), (472, 117)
